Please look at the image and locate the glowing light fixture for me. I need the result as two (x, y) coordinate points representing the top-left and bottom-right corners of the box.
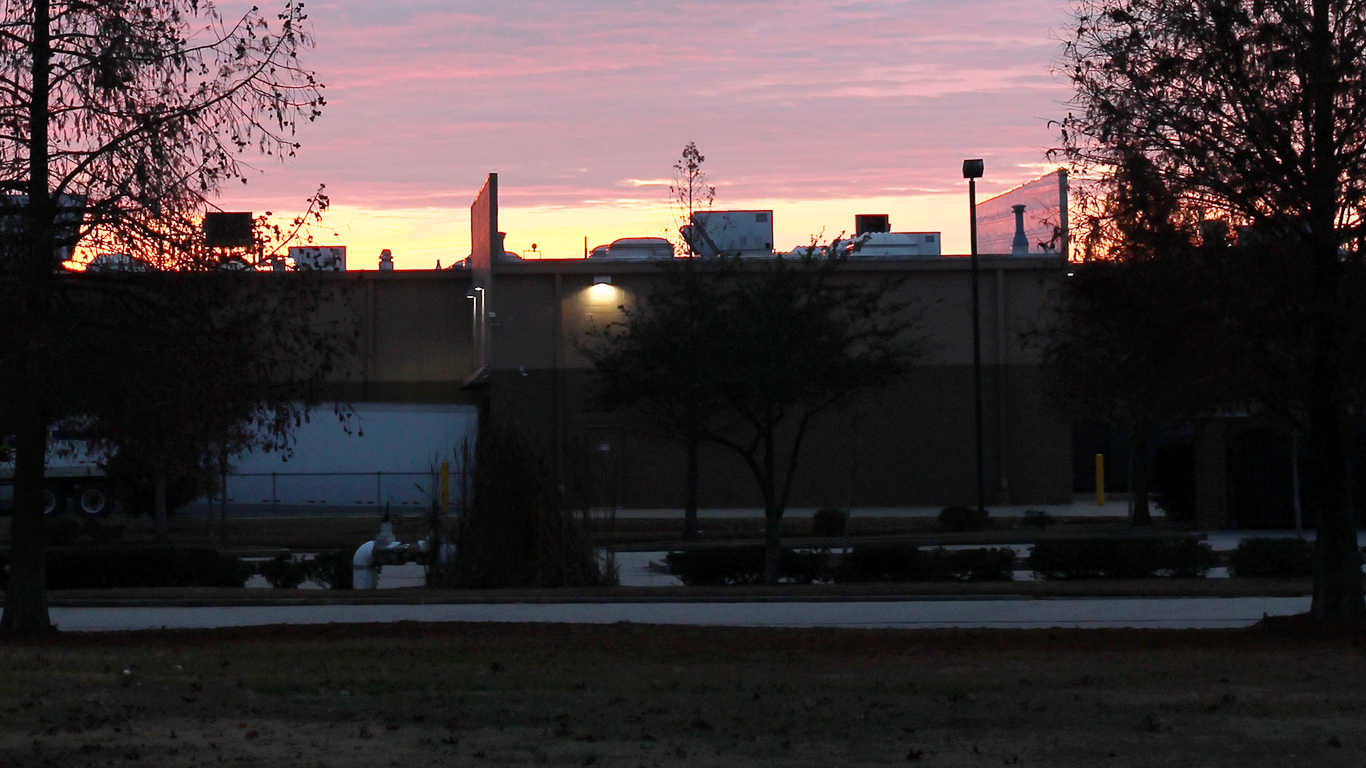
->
(593, 275), (612, 285)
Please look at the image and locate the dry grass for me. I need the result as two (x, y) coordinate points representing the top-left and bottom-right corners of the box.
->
(0, 622), (1363, 767)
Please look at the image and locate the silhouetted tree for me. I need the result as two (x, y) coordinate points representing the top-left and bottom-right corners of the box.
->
(0, 0), (330, 634)
(1058, 0), (1366, 619)
(1036, 154), (1226, 525)
(588, 252), (921, 581)
(670, 142), (715, 258)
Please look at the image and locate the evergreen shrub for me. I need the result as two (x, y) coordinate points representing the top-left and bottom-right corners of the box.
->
(1028, 537), (1216, 579)
(1227, 538), (1315, 577)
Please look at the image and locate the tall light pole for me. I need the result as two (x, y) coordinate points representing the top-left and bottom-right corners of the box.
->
(962, 158), (985, 514)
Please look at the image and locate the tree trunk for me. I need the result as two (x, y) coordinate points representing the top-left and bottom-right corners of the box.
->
(762, 512), (782, 583)
(683, 432), (699, 541)
(1305, 0), (1364, 622)
(2, 0), (54, 636)
(0, 411), (53, 635)
(153, 471), (169, 544)
(1131, 426), (1152, 527)
(1308, 381), (1364, 621)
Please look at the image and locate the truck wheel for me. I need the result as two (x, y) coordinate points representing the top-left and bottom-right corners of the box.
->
(42, 484), (67, 515)
(76, 483), (113, 517)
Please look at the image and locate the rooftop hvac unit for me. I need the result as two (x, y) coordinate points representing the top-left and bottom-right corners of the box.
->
(289, 245), (347, 271)
(203, 212), (255, 248)
(855, 214), (891, 235)
(603, 237), (673, 260)
(854, 232), (942, 258)
(686, 210), (774, 257)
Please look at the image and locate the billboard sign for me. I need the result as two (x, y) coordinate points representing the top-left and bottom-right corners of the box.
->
(469, 174), (497, 373)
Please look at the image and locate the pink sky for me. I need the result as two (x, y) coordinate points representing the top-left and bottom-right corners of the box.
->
(214, 1), (1074, 269)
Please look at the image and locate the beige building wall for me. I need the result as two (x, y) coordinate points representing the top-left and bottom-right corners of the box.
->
(324, 258), (1072, 508)
(479, 257), (1073, 508)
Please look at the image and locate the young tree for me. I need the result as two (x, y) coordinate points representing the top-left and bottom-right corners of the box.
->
(670, 142), (715, 258)
(586, 142), (719, 541)
(0, 0), (328, 634)
(1058, 0), (1366, 620)
(584, 261), (728, 540)
(588, 252), (921, 581)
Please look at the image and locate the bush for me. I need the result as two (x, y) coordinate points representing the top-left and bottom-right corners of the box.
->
(812, 507), (849, 537)
(838, 543), (1015, 582)
(42, 516), (83, 546)
(939, 505), (990, 532)
(665, 545), (831, 585)
(259, 552), (310, 589)
(1021, 510), (1055, 531)
(1028, 537), (1216, 579)
(309, 550), (355, 590)
(43, 547), (251, 589)
(1152, 441), (1196, 521)
(455, 422), (608, 588)
(1228, 538), (1315, 577)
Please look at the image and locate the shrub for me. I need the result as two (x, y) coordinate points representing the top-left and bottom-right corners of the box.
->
(455, 422), (609, 588)
(939, 505), (990, 532)
(308, 550), (355, 590)
(42, 517), (83, 546)
(665, 545), (830, 585)
(1021, 510), (1055, 531)
(1028, 537), (1215, 579)
(1228, 538), (1315, 577)
(838, 543), (1015, 582)
(812, 507), (849, 537)
(43, 547), (251, 589)
(1152, 442), (1196, 521)
(259, 552), (310, 589)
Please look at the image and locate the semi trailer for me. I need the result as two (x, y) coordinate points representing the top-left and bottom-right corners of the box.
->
(1, 403), (480, 518)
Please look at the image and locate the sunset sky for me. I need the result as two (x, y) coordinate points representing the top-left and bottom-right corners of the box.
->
(215, 1), (1075, 270)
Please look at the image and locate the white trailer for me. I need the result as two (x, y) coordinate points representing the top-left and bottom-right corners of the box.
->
(0, 437), (114, 516)
(206, 402), (479, 517)
(2, 402), (480, 518)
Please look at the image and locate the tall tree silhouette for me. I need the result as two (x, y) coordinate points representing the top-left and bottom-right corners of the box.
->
(1059, 0), (1366, 619)
(0, 0), (333, 634)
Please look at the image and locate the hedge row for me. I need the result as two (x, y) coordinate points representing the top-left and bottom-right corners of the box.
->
(665, 544), (1015, 585)
(1228, 538), (1316, 577)
(0, 547), (252, 590)
(663, 546), (827, 585)
(1027, 537), (1217, 579)
(837, 544), (1015, 582)
(258, 550), (355, 590)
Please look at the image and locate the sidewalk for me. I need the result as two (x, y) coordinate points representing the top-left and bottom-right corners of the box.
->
(48, 596), (1312, 632)
(613, 498), (1135, 519)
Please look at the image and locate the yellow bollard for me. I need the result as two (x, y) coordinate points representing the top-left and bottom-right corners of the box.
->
(1095, 453), (1105, 506)
(440, 461), (450, 515)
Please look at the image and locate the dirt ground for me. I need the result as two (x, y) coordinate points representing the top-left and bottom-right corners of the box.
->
(1, 622), (1364, 767)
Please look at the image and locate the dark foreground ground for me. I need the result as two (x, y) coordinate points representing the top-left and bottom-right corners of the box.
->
(0, 621), (1363, 767)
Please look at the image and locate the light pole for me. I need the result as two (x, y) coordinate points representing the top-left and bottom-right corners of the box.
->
(962, 158), (985, 514)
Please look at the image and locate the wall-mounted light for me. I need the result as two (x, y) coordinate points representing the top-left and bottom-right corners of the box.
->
(593, 275), (612, 285)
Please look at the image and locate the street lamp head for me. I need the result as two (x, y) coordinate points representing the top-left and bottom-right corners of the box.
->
(962, 159), (984, 179)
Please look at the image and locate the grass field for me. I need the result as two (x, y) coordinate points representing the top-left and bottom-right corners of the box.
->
(1, 622), (1364, 767)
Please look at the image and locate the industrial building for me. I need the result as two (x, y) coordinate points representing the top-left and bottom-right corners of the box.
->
(305, 173), (1077, 514)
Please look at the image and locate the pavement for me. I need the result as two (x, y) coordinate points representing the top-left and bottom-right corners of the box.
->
(49, 596), (1311, 632)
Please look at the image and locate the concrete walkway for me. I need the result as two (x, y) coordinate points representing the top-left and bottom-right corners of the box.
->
(50, 596), (1309, 632)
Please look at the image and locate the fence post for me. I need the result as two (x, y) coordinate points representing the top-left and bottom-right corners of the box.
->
(441, 462), (450, 516)
(1095, 453), (1106, 506)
